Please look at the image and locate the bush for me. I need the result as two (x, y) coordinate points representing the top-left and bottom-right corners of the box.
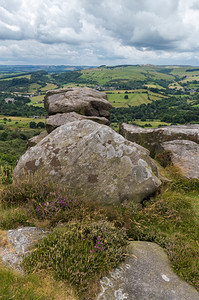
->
(23, 221), (128, 298)
(0, 173), (57, 206)
(0, 206), (31, 230)
(0, 173), (102, 226)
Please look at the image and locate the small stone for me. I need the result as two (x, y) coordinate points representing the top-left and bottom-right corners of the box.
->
(0, 227), (47, 272)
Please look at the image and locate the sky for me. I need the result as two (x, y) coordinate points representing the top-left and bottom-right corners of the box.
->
(1, 0), (199, 66)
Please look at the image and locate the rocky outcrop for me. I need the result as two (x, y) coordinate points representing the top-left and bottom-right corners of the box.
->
(161, 140), (199, 179)
(46, 112), (110, 134)
(0, 227), (47, 272)
(14, 120), (161, 205)
(44, 87), (112, 119)
(120, 123), (199, 157)
(27, 87), (112, 147)
(97, 241), (199, 300)
(27, 130), (48, 148)
(120, 123), (199, 178)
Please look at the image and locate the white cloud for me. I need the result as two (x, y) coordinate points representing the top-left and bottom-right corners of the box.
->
(0, 0), (199, 65)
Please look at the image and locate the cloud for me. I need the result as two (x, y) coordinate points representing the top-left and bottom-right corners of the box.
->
(0, 0), (199, 65)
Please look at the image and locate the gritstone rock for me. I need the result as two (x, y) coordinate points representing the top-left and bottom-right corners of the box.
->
(161, 139), (199, 179)
(97, 241), (199, 300)
(46, 112), (110, 133)
(44, 87), (112, 119)
(0, 227), (47, 272)
(14, 120), (161, 205)
(27, 130), (48, 148)
(120, 123), (199, 157)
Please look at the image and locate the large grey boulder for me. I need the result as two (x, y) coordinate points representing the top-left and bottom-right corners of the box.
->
(14, 120), (161, 205)
(46, 112), (110, 133)
(0, 227), (47, 272)
(120, 123), (199, 157)
(97, 241), (199, 300)
(161, 140), (199, 179)
(44, 87), (112, 119)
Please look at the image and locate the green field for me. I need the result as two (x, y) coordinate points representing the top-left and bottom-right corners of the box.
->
(29, 95), (45, 107)
(134, 120), (170, 127)
(107, 90), (166, 108)
(28, 83), (41, 93)
(41, 83), (58, 91)
(0, 74), (31, 81)
(80, 66), (174, 86)
(0, 116), (46, 129)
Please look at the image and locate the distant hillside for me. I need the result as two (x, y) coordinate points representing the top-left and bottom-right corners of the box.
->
(0, 65), (96, 74)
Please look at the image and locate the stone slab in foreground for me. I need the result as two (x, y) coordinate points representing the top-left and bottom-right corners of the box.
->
(0, 227), (47, 272)
(97, 241), (199, 300)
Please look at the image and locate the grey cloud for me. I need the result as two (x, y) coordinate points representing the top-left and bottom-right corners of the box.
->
(80, 0), (187, 52)
(191, 1), (199, 10)
(0, 0), (199, 65)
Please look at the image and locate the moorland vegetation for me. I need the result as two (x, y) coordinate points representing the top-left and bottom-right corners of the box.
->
(0, 65), (199, 299)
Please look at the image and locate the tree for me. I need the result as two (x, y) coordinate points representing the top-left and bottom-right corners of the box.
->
(29, 121), (37, 128)
(124, 95), (128, 99)
(37, 122), (45, 128)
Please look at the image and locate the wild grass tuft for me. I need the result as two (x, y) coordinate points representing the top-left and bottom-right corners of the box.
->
(0, 261), (77, 300)
(0, 204), (32, 229)
(0, 172), (57, 207)
(23, 221), (128, 299)
(0, 168), (199, 295)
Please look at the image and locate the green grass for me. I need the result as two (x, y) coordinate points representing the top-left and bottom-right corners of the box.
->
(41, 83), (58, 91)
(0, 165), (198, 298)
(63, 83), (94, 88)
(0, 116), (46, 129)
(28, 95), (45, 107)
(169, 82), (184, 90)
(80, 66), (174, 86)
(0, 204), (31, 229)
(107, 90), (166, 108)
(0, 261), (76, 300)
(0, 75), (31, 81)
(145, 83), (165, 89)
(28, 83), (41, 93)
(23, 222), (127, 299)
(134, 120), (170, 127)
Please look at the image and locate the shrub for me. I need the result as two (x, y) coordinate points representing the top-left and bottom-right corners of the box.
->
(23, 221), (128, 298)
(0, 172), (103, 226)
(0, 173), (57, 207)
(0, 206), (31, 230)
